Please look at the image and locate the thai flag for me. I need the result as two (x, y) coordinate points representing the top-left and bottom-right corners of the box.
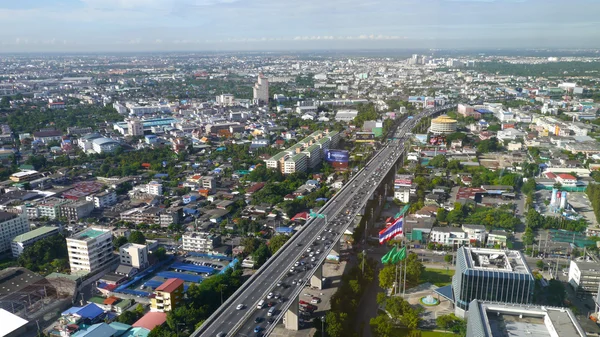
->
(379, 216), (403, 244)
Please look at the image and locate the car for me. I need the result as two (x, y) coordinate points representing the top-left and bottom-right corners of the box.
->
(236, 304), (245, 310)
(303, 293), (312, 297)
(309, 252), (314, 257)
(267, 292), (273, 299)
(311, 298), (321, 304)
(296, 242), (302, 246)
(267, 301), (275, 307)
(267, 317), (275, 324)
(311, 257), (316, 262)
(292, 280), (297, 285)
(254, 316), (263, 323)
(289, 268), (295, 273)
(276, 281), (282, 287)
(254, 326), (262, 333)
(278, 297), (286, 303)
(294, 261), (300, 267)
(274, 293), (281, 299)
(216, 332), (226, 337)
(316, 250), (321, 255)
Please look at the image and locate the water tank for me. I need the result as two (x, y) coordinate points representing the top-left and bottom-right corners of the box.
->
(560, 191), (567, 209)
(550, 188), (558, 207)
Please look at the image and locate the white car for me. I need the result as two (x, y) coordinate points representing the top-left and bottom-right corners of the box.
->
(316, 250), (321, 255)
(294, 261), (300, 267)
(292, 280), (297, 285)
(309, 252), (314, 257)
(236, 304), (245, 310)
(311, 257), (316, 262)
(267, 292), (274, 299)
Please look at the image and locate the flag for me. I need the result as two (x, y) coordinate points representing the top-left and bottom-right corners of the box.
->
(378, 216), (403, 244)
(381, 246), (397, 264)
(391, 247), (407, 264)
(395, 204), (410, 219)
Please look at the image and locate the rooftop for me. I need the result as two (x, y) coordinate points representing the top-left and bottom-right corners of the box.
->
(12, 226), (59, 243)
(463, 247), (531, 274)
(471, 300), (586, 337)
(0, 211), (18, 222)
(0, 309), (29, 336)
(71, 228), (110, 241)
(155, 278), (184, 293)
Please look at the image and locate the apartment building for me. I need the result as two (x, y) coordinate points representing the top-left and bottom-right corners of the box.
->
(119, 243), (149, 269)
(146, 181), (163, 196)
(11, 226), (59, 257)
(60, 200), (94, 220)
(120, 206), (181, 227)
(151, 278), (184, 312)
(182, 232), (221, 253)
(201, 176), (216, 194)
(283, 153), (308, 174)
(86, 190), (117, 209)
(0, 211), (30, 253)
(67, 228), (115, 273)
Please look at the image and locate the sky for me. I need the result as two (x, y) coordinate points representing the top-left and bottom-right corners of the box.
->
(0, 0), (599, 52)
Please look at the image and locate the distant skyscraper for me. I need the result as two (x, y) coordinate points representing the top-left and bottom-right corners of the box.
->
(253, 74), (269, 105)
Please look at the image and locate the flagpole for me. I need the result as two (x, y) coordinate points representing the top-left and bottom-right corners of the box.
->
(402, 236), (408, 298)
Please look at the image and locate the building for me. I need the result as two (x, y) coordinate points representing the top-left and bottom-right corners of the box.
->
(91, 137), (120, 154)
(127, 119), (144, 137)
(216, 94), (235, 106)
(86, 190), (117, 209)
(466, 300), (586, 337)
(283, 153), (308, 174)
(443, 247), (534, 317)
(202, 176), (216, 194)
(182, 232), (221, 253)
(151, 278), (184, 312)
(429, 227), (468, 247)
(9, 170), (41, 183)
(567, 260), (600, 296)
(11, 226), (59, 257)
(253, 74), (269, 105)
(119, 243), (149, 269)
(146, 181), (163, 196)
(0, 211), (30, 253)
(59, 200), (94, 220)
(33, 130), (62, 143)
(67, 228), (115, 273)
(430, 115), (457, 134)
(119, 206), (181, 226)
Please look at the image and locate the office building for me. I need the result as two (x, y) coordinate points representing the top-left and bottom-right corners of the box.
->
(151, 278), (184, 312)
(466, 300), (586, 337)
(182, 232), (221, 253)
(0, 211), (30, 253)
(59, 200), (94, 220)
(146, 181), (163, 196)
(127, 119), (144, 136)
(253, 74), (269, 105)
(430, 115), (457, 134)
(567, 260), (600, 296)
(119, 243), (149, 269)
(11, 226), (59, 257)
(67, 228), (114, 273)
(440, 247), (534, 317)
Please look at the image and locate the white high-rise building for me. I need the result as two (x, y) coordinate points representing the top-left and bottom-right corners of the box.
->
(0, 211), (30, 253)
(67, 228), (114, 273)
(253, 74), (269, 105)
(146, 181), (163, 196)
(119, 243), (149, 269)
(127, 119), (144, 136)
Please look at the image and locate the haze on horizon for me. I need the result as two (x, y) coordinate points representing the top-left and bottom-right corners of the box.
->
(1, 0), (599, 53)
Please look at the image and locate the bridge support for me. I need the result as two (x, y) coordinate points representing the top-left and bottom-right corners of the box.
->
(311, 263), (323, 289)
(283, 294), (299, 330)
(330, 238), (341, 257)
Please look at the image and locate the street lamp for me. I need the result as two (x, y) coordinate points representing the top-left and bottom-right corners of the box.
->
(321, 316), (326, 337)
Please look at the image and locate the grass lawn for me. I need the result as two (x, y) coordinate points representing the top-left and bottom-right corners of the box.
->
(419, 268), (455, 287)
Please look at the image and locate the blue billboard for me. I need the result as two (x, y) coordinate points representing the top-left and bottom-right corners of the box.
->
(324, 149), (349, 163)
(408, 96), (425, 103)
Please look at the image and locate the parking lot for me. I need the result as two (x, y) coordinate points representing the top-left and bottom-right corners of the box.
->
(269, 260), (348, 337)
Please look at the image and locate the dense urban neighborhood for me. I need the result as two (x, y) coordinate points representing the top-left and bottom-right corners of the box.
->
(1, 51), (600, 337)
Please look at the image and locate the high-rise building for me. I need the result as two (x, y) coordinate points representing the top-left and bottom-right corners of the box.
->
(119, 243), (149, 269)
(253, 74), (269, 105)
(151, 278), (184, 312)
(0, 211), (30, 253)
(440, 247), (534, 317)
(127, 119), (144, 136)
(466, 300), (586, 337)
(67, 228), (115, 273)
(182, 232), (221, 253)
(146, 181), (163, 196)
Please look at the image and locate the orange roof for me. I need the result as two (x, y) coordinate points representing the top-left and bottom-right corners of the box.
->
(132, 312), (167, 330)
(103, 296), (119, 305)
(557, 173), (576, 180)
(156, 278), (184, 293)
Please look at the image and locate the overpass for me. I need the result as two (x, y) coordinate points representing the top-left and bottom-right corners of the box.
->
(192, 104), (456, 337)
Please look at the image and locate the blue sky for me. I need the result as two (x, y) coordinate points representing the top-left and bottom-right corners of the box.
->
(0, 0), (599, 51)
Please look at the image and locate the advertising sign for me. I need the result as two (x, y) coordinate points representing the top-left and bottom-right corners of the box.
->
(408, 96), (425, 103)
(324, 149), (350, 163)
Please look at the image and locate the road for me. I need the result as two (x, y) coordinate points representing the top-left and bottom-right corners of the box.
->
(192, 104), (456, 337)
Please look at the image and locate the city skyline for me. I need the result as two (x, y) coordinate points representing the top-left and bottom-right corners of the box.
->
(0, 0), (599, 52)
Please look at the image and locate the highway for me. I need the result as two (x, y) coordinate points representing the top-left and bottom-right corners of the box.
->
(192, 104), (455, 337)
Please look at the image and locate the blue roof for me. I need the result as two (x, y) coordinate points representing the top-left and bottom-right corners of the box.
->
(76, 303), (105, 320)
(62, 306), (82, 316)
(434, 285), (454, 302)
(275, 227), (294, 233)
(474, 109), (492, 113)
(154, 173), (169, 178)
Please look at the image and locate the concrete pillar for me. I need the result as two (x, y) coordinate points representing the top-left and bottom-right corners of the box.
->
(311, 262), (324, 289)
(330, 239), (341, 257)
(284, 293), (299, 330)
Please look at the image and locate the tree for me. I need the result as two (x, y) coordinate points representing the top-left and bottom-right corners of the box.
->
(117, 310), (141, 325)
(379, 263), (397, 289)
(444, 255), (453, 264)
(536, 260), (545, 270)
(401, 309), (421, 329)
(242, 237), (261, 255)
(370, 314), (393, 337)
(252, 243), (271, 267)
(268, 235), (289, 255)
(113, 236), (128, 250)
(128, 231), (146, 244)
(437, 313), (466, 335)
(436, 208), (448, 222)
(154, 246), (168, 261)
(325, 311), (347, 337)
(429, 155), (448, 168)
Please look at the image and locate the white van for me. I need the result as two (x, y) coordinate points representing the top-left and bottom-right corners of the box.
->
(268, 306), (276, 317)
(257, 300), (265, 309)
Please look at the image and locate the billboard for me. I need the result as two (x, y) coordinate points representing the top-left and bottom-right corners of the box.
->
(324, 149), (349, 163)
(408, 96), (425, 103)
(355, 132), (375, 142)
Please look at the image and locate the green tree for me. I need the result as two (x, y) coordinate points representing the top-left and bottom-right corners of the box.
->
(252, 243), (271, 267)
(242, 237), (261, 255)
(113, 236), (128, 250)
(379, 263), (397, 289)
(370, 314), (393, 337)
(268, 235), (289, 255)
(128, 231), (146, 244)
(154, 246), (168, 261)
(444, 255), (453, 264)
(401, 309), (421, 329)
(325, 311), (347, 337)
(117, 310), (141, 324)
(536, 260), (545, 270)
